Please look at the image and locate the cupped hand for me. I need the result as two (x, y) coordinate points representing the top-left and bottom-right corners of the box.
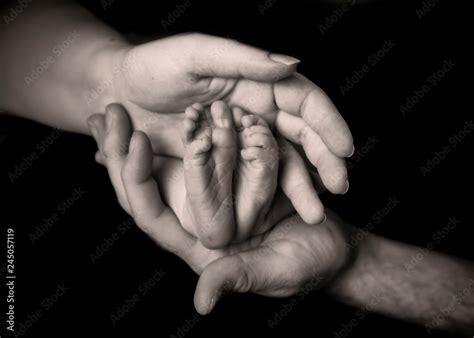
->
(88, 106), (354, 314)
(106, 33), (352, 194)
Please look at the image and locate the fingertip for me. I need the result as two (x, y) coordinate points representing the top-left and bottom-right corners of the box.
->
(269, 53), (300, 66)
(300, 200), (325, 225)
(132, 130), (152, 154)
(129, 131), (140, 152)
(290, 183), (325, 224)
(332, 136), (354, 158)
(194, 290), (213, 316)
(341, 180), (349, 195)
(95, 151), (104, 165)
(323, 167), (349, 195)
(267, 53), (300, 81)
(347, 144), (355, 158)
(106, 102), (126, 118)
(123, 131), (152, 183)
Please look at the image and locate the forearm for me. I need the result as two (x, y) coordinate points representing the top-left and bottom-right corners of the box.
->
(0, 0), (129, 134)
(329, 229), (474, 334)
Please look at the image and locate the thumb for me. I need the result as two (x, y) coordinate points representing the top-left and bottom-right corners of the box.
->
(186, 34), (299, 82)
(194, 255), (257, 315)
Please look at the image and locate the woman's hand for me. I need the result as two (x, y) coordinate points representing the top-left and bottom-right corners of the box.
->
(102, 33), (352, 194)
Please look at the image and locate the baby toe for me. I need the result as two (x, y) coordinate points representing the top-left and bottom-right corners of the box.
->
(185, 104), (203, 121)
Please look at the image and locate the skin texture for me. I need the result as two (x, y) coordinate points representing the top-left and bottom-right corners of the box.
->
(181, 101), (280, 247)
(0, 0), (352, 222)
(89, 106), (474, 334)
(182, 101), (237, 249)
(233, 108), (279, 242)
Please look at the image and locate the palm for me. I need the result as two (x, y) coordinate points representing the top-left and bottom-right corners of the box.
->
(192, 209), (351, 314)
(113, 33), (353, 196)
(151, 156), (348, 299)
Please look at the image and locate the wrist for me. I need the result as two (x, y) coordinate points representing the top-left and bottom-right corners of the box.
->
(325, 224), (377, 304)
(84, 39), (132, 116)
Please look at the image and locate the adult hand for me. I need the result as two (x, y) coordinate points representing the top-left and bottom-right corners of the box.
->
(194, 209), (352, 315)
(88, 106), (354, 315)
(94, 99), (327, 223)
(99, 33), (352, 194)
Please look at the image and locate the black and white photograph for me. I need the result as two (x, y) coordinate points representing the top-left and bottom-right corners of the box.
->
(0, 0), (473, 337)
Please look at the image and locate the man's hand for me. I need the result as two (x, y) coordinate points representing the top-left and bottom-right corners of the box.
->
(193, 209), (352, 314)
(88, 106), (354, 315)
(105, 33), (352, 194)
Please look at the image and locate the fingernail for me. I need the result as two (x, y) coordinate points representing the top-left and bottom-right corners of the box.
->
(341, 180), (349, 194)
(347, 145), (355, 158)
(206, 296), (217, 315)
(269, 53), (300, 66)
(320, 214), (327, 224)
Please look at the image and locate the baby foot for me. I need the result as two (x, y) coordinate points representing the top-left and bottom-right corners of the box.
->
(234, 112), (279, 242)
(182, 101), (236, 249)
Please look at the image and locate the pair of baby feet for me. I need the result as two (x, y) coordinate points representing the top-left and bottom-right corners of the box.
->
(181, 101), (279, 248)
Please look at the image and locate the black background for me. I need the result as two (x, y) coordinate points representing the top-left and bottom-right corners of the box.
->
(0, 0), (472, 337)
